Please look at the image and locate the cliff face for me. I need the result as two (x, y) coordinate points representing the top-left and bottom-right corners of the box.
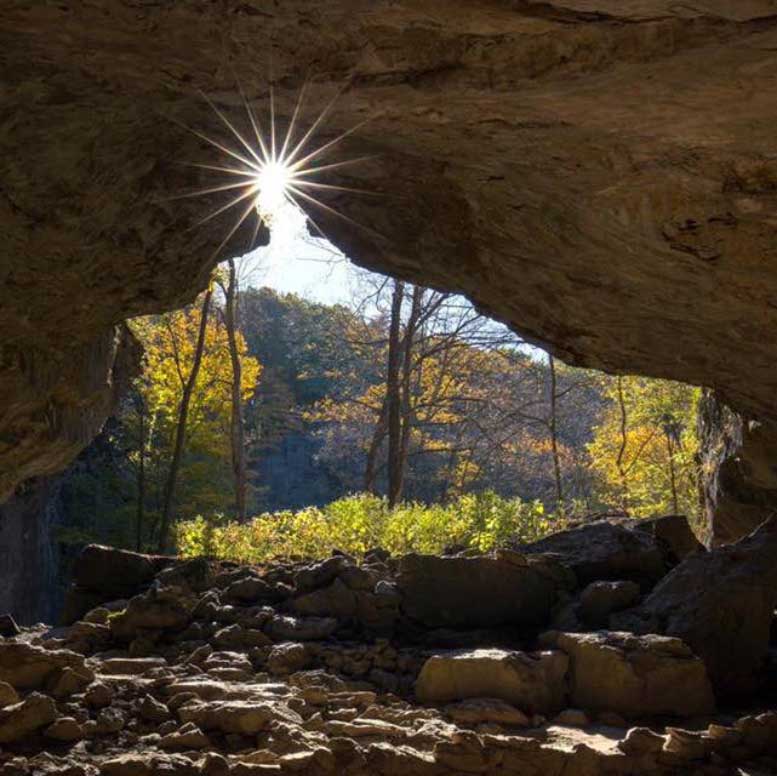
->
(698, 392), (777, 545)
(4, 3), (777, 509)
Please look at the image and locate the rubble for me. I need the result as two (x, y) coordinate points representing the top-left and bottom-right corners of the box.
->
(2, 518), (777, 775)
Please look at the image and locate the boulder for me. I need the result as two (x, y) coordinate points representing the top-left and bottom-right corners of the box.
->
(0, 614), (20, 637)
(444, 698), (530, 727)
(0, 680), (19, 707)
(294, 556), (351, 594)
(0, 692), (56, 743)
(519, 520), (668, 588)
(0, 641), (93, 690)
(178, 699), (301, 734)
(100, 657), (168, 676)
(612, 516), (777, 698)
(267, 615), (338, 642)
(543, 631), (715, 717)
(44, 716), (84, 742)
(397, 553), (569, 630)
(293, 578), (357, 618)
(73, 544), (170, 595)
(267, 643), (310, 676)
(224, 575), (286, 604)
(629, 514), (704, 564)
(109, 586), (194, 641)
(100, 753), (199, 776)
(415, 648), (568, 714)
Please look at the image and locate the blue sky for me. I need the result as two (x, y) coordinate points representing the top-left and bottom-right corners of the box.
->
(237, 200), (356, 305)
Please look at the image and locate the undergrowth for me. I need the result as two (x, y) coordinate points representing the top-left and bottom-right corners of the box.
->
(176, 491), (565, 564)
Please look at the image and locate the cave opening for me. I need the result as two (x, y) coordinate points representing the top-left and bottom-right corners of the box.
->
(4, 3), (777, 771)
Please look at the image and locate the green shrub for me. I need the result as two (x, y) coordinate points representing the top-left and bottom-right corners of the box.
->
(176, 491), (562, 563)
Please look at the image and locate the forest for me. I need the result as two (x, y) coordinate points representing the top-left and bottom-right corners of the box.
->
(55, 265), (701, 564)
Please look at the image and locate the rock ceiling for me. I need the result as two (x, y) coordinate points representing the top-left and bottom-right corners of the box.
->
(3, 0), (777, 495)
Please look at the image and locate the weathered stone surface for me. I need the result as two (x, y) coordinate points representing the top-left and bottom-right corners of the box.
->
(415, 648), (568, 713)
(520, 521), (668, 588)
(544, 631), (715, 717)
(612, 517), (777, 698)
(398, 553), (567, 629)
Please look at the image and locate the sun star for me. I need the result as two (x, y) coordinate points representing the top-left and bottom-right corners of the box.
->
(168, 81), (376, 258)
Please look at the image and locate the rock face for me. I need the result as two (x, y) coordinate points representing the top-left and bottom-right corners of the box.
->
(6, 2), (777, 519)
(698, 391), (777, 546)
(544, 631), (715, 718)
(612, 517), (777, 698)
(397, 553), (569, 629)
(415, 648), (569, 713)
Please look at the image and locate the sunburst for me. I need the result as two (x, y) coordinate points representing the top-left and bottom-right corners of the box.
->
(168, 81), (375, 259)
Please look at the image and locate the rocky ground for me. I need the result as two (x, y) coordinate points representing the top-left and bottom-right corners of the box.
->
(2, 515), (777, 775)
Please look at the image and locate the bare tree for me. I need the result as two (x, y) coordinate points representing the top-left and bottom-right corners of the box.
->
(219, 259), (248, 522)
(386, 279), (405, 507)
(158, 288), (213, 552)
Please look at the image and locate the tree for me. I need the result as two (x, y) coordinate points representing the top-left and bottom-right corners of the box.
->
(158, 288), (213, 552)
(588, 376), (700, 518)
(219, 259), (248, 522)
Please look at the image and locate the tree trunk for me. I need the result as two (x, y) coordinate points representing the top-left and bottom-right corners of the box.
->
(136, 395), (146, 552)
(548, 354), (564, 509)
(665, 429), (679, 513)
(396, 285), (423, 502)
(386, 280), (404, 508)
(223, 259), (248, 522)
(615, 375), (630, 511)
(157, 288), (213, 553)
(364, 396), (388, 493)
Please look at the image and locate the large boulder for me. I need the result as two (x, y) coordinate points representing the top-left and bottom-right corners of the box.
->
(628, 514), (705, 564)
(415, 648), (568, 714)
(73, 544), (171, 594)
(62, 544), (174, 624)
(0, 692), (56, 743)
(519, 520), (669, 588)
(178, 700), (301, 734)
(0, 641), (93, 691)
(109, 586), (194, 641)
(543, 631), (715, 718)
(612, 517), (777, 699)
(397, 553), (571, 630)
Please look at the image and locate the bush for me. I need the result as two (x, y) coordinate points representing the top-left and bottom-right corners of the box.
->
(176, 491), (561, 563)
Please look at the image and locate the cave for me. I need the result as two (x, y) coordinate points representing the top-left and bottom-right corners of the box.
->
(4, 2), (777, 773)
